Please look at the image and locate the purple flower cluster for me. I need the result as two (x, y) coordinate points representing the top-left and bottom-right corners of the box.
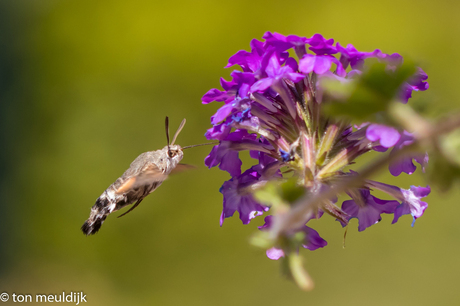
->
(203, 32), (430, 259)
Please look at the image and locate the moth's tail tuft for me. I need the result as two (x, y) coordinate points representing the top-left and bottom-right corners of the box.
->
(81, 194), (112, 236)
(81, 218), (105, 236)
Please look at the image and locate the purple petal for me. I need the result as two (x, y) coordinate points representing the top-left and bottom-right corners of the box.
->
(299, 54), (316, 74)
(373, 50), (403, 68)
(220, 150), (242, 177)
(392, 185), (430, 226)
(389, 154), (417, 176)
(366, 124), (401, 148)
(313, 56), (333, 74)
(342, 199), (380, 231)
(286, 71), (306, 83)
(264, 52), (282, 77)
(263, 32), (293, 53)
(220, 77), (237, 91)
(285, 57), (299, 71)
(226, 50), (252, 70)
(286, 35), (308, 46)
(389, 131), (428, 176)
(387, 133), (416, 174)
(202, 88), (230, 104)
(332, 57), (347, 77)
(258, 215), (273, 230)
(266, 247), (285, 260)
(205, 122), (231, 140)
(251, 78), (274, 92)
(204, 145), (220, 168)
(399, 83), (414, 103)
(341, 189), (399, 231)
(299, 55), (337, 76)
(211, 102), (236, 125)
(225, 39), (265, 73)
(409, 68), (429, 90)
(287, 35), (307, 58)
(259, 215), (327, 255)
(307, 34), (337, 55)
(302, 227), (328, 251)
(220, 168), (269, 225)
(205, 130), (256, 175)
(336, 43), (372, 71)
(411, 185), (431, 199)
(392, 202), (412, 224)
(399, 68), (429, 103)
(366, 181), (430, 226)
(250, 52), (306, 95)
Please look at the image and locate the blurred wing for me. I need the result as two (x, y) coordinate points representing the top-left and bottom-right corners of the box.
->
(170, 163), (196, 175)
(116, 164), (167, 195)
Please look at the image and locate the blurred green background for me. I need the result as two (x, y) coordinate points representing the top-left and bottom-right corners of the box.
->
(1, 0), (459, 305)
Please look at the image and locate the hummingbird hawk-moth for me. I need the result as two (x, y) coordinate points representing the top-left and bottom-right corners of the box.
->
(81, 117), (212, 236)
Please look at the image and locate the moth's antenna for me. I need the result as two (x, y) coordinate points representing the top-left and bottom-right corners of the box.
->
(165, 116), (171, 155)
(171, 118), (186, 145)
(182, 142), (219, 150)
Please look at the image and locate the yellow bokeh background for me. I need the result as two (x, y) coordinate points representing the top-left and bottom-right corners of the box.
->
(1, 0), (460, 305)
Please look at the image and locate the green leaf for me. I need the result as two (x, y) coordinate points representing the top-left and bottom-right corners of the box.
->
(440, 129), (460, 166)
(323, 61), (417, 122)
(254, 178), (305, 207)
(253, 182), (284, 207)
(280, 178), (306, 203)
(427, 154), (460, 192)
(428, 129), (460, 192)
(287, 253), (314, 291)
(249, 231), (274, 249)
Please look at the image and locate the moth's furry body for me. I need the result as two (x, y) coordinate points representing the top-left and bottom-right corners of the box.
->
(81, 145), (183, 235)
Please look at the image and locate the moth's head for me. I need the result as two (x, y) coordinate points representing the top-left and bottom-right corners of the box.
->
(166, 144), (183, 160)
(164, 117), (185, 162)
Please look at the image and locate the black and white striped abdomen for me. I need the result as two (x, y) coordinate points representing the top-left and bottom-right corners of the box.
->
(81, 178), (162, 235)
